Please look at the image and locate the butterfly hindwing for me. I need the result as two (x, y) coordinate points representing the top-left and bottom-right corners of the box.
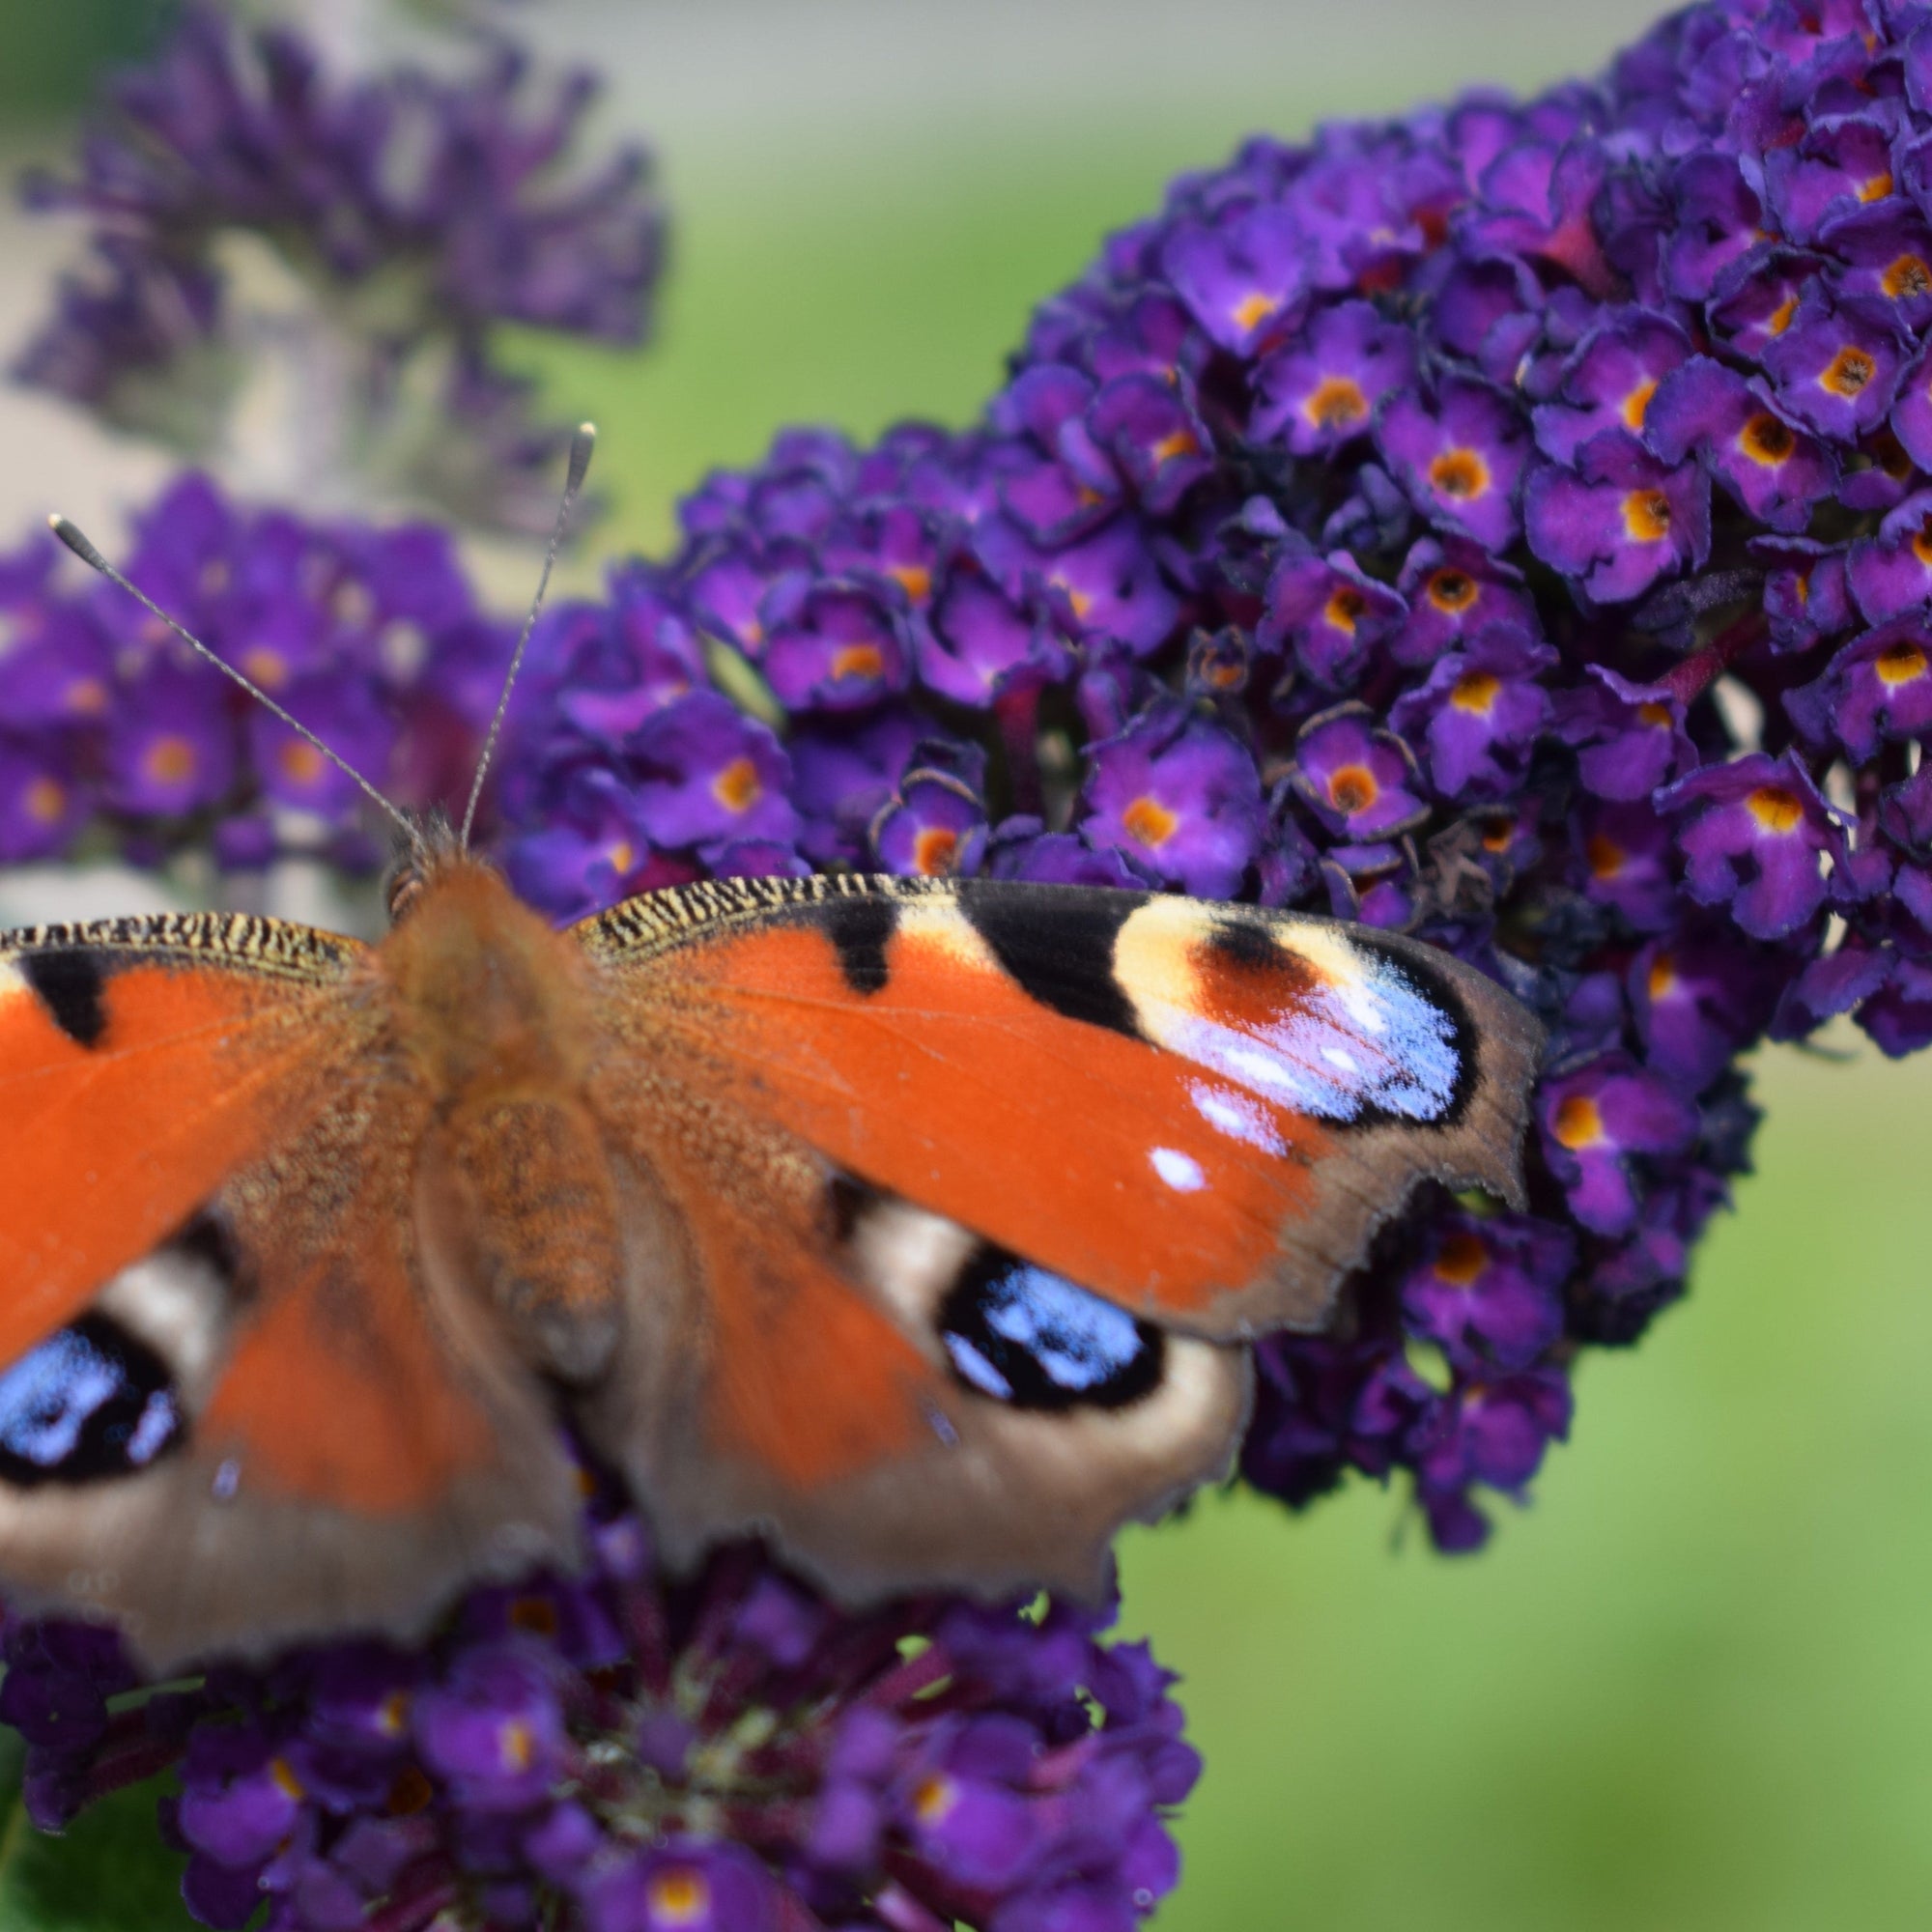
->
(0, 913), (579, 1664)
(570, 1069), (1248, 1604)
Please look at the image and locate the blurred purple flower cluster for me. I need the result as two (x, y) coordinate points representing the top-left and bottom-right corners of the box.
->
(17, 3), (664, 530)
(0, 472), (510, 872)
(497, 0), (1932, 1548)
(2, 1471), (1195, 1932)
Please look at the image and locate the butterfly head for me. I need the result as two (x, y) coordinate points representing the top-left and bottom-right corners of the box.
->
(384, 812), (494, 924)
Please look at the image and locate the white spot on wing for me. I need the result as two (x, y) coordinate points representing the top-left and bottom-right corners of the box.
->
(1151, 1147), (1207, 1193)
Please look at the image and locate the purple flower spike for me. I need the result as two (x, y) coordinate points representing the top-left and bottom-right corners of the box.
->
(1846, 491), (1932, 622)
(414, 1644), (569, 1814)
(1390, 538), (1537, 668)
(1401, 1214), (1573, 1371)
(1389, 624), (1554, 801)
(1540, 1057), (1700, 1237)
(629, 691), (802, 855)
(761, 578), (912, 713)
(1378, 377), (1530, 551)
(1290, 704), (1429, 839)
(1079, 704), (1264, 896)
(1251, 299), (1416, 453)
(1553, 666), (1694, 802)
(1258, 548), (1406, 690)
(18, 6), (667, 531)
(1531, 307), (1691, 466)
(36, 0), (1932, 1779)
(1525, 440), (1712, 604)
(104, 666), (239, 818)
(873, 764), (990, 877)
(1645, 356), (1837, 532)
(1760, 292), (1908, 440)
(1160, 200), (1306, 355)
(1660, 751), (1843, 940)
(1785, 616), (1932, 759)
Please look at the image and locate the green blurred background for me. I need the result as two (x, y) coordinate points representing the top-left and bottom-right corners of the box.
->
(3, 3), (1932, 1927)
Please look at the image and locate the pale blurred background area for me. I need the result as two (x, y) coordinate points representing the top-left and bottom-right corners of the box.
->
(4, 5), (1932, 1930)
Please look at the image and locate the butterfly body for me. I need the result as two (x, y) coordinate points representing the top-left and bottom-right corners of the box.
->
(0, 838), (1543, 1668)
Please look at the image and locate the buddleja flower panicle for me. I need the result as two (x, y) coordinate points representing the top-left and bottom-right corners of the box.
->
(17, 3), (666, 531)
(1, 1467), (1197, 1932)
(497, 0), (1932, 1552)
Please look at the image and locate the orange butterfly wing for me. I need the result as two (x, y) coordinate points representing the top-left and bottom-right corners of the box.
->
(0, 911), (577, 1664)
(569, 872), (1539, 1601)
(579, 875), (1543, 1336)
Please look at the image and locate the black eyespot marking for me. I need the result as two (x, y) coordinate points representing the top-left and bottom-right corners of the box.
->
(959, 884), (1147, 1040)
(0, 1312), (185, 1488)
(939, 1246), (1164, 1411)
(821, 895), (897, 995)
(21, 951), (109, 1050)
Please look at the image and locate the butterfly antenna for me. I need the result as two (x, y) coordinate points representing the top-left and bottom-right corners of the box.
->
(458, 420), (597, 854)
(47, 513), (419, 847)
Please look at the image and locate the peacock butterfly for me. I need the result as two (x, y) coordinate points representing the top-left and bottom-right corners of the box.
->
(0, 432), (1544, 1669)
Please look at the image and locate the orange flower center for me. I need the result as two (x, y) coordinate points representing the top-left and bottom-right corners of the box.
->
(143, 736), (196, 785)
(280, 742), (327, 787)
(1552, 1094), (1605, 1150)
(67, 675), (107, 717)
(1876, 639), (1928, 686)
(1621, 377), (1659, 430)
(241, 647), (289, 692)
(1739, 412), (1795, 464)
(1747, 784), (1804, 833)
(1883, 253), (1932, 300)
(887, 562), (932, 603)
(1821, 345), (1877, 396)
(270, 1757), (306, 1802)
(646, 1868), (713, 1926)
(1636, 701), (1673, 728)
(499, 1720), (533, 1773)
(913, 826), (961, 874)
(1647, 952), (1679, 1002)
(712, 756), (762, 811)
(510, 1596), (560, 1636)
(914, 1774), (958, 1824)
(1451, 670), (1501, 714)
(1304, 375), (1370, 431)
(1428, 447), (1490, 500)
(1427, 568), (1478, 613)
(831, 642), (885, 681)
(1860, 169), (1894, 203)
(1768, 292), (1801, 336)
(1150, 428), (1200, 465)
(1327, 765), (1378, 814)
(1232, 291), (1281, 332)
(1623, 488), (1673, 542)
(1434, 1231), (1491, 1286)
(1324, 587), (1367, 633)
(1122, 796), (1179, 847)
(1585, 833), (1625, 879)
(23, 778), (64, 825)
(385, 1767), (434, 1817)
